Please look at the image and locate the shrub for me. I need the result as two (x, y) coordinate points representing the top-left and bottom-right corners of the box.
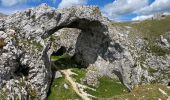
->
(0, 38), (5, 49)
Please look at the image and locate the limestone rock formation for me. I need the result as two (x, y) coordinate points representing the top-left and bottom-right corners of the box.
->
(0, 4), (109, 99)
(0, 3), (169, 100)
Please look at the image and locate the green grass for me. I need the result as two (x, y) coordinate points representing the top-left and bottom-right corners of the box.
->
(148, 67), (158, 73)
(148, 44), (170, 56)
(130, 17), (170, 56)
(85, 77), (129, 99)
(0, 89), (8, 100)
(71, 69), (129, 99)
(19, 39), (43, 51)
(71, 68), (87, 83)
(47, 77), (80, 100)
(130, 16), (170, 40)
(49, 55), (84, 100)
(112, 16), (170, 56)
(51, 55), (83, 70)
(51, 54), (70, 62)
(113, 84), (170, 100)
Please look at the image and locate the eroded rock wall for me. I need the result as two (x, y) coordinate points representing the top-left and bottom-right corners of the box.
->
(0, 3), (169, 99)
(0, 4), (110, 99)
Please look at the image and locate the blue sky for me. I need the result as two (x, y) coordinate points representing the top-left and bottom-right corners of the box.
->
(0, 0), (170, 21)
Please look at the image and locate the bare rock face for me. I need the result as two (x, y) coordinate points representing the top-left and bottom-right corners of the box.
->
(0, 4), (110, 99)
(0, 3), (170, 99)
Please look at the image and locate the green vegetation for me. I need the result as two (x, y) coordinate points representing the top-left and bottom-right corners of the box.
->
(48, 77), (80, 100)
(0, 89), (8, 100)
(113, 16), (170, 56)
(14, 95), (19, 100)
(131, 17), (170, 56)
(149, 44), (170, 56)
(51, 54), (70, 62)
(51, 54), (83, 70)
(71, 68), (87, 83)
(148, 67), (158, 73)
(131, 16), (170, 40)
(113, 84), (170, 100)
(27, 87), (37, 100)
(49, 55), (84, 99)
(31, 40), (43, 51)
(85, 77), (128, 99)
(49, 55), (170, 100)
(0, 38), (5, 49)
(50, 55), (129, 99)
(19, 39), (43, 51)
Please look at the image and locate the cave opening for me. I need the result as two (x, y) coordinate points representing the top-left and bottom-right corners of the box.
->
(51, 46), (67, 56)
(51, 46), (84, 71)
(14, 53), (30, 77)
(14, 65), (30, 77)
(168, 82), (170, 86)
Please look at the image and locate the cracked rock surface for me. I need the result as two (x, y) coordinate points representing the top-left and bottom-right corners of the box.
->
(0, 3), (170, 99)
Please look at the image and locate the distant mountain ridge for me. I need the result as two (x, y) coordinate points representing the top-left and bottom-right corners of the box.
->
(0, 12), (7, 19)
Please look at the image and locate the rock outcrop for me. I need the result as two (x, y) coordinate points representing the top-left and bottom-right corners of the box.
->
(0, 4), (110, 99)
(0, 3), (170, 100)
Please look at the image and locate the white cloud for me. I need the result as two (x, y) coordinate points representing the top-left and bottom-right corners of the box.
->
(137, 0), (170, 15)
(164, 12), (170, 15)
(102, 0), (170, 21)
(132, 14), (153, 21)
(58, 0), (88, 8)
(1, 0), (20, 7)
(102, 0), (148, 19)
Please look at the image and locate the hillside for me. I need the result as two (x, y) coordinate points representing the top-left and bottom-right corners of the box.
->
(0, 12), (7, 19)
(0, 4), (169, 100)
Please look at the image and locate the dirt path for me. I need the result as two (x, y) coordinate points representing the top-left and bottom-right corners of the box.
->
(61, 69), (95, 100)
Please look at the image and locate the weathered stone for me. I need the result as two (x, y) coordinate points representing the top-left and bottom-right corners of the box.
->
(55, 71), (62, 79)
(0, 3), (170, 99)
(0, 4), (110, 99)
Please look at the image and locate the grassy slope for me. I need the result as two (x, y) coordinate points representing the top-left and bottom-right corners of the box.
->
(113, 84), (170, 100)
(85, 77), (128, 99)
(50, 55), (170, 100)
(71, 68), (87, 83)
(113, 16), (170, 56)
(47, 77), (80, 100)
(49, 17), (170, 99)
(130, 16), (170, 41)
(71, 68), (129, 99)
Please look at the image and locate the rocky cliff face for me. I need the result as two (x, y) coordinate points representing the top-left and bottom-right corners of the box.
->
(0, 4), (169, 99)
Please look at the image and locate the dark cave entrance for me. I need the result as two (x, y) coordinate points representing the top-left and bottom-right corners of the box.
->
(14, 53), (30, 77)
(51, 46), (67, 56)
(51, 46), (84, 71)
(14, 65), (30, 77)
(168, 82), (170, 86)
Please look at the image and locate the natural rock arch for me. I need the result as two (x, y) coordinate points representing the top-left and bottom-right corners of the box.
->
(50, 20), (110, 66)
(0, 4), (111, 99)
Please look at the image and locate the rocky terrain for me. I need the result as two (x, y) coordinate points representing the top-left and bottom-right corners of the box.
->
(0, 3), (170, 100)
(0, 13), (7, 19)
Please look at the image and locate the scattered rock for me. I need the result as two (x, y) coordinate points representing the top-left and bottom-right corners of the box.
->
(0, 3), (169, 99)
(160, 35), (170, 48)
(64, 83), (69, 89)
(55, 71), (62, 79)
